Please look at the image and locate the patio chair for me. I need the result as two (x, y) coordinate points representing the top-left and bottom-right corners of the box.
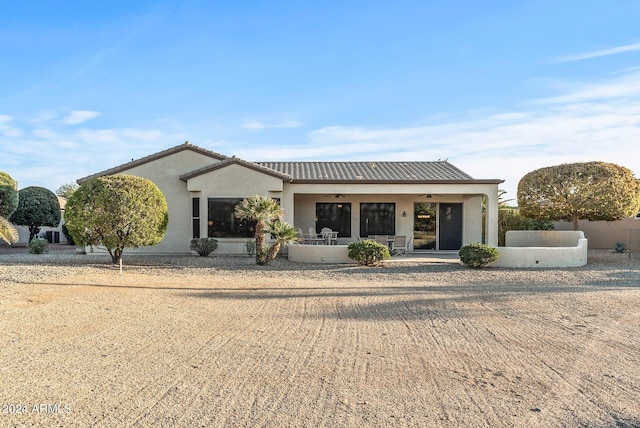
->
(320, 227), (338, 245)
(297, 228), (310, 244)
(308, 227), (324, 245)
(392, 235), (408, 256)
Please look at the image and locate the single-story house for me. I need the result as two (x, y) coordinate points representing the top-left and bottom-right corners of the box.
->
(77, 142), (503, 255)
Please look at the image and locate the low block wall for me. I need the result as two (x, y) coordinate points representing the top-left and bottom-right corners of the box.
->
(288, 244), (354, 264)
(492, 231), (588, 268)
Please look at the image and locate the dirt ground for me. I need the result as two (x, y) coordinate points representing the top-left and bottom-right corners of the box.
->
(0, 250), (639, 427)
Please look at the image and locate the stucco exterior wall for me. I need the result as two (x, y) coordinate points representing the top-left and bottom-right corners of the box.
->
(554, 218), (640, 249)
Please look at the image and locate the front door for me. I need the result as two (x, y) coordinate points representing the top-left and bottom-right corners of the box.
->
(439, 203), (463, 250)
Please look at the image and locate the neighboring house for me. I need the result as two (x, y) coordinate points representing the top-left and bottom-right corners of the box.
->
(77, 142), (503, 255)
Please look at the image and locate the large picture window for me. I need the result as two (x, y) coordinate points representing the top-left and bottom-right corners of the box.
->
(316, 203), (351, 237)
(207, 198), (256, 238)
(360, 203), (395, 237)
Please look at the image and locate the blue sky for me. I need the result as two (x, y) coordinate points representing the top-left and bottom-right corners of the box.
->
(2, 1), (640, 202)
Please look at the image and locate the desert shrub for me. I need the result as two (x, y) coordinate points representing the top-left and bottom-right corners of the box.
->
(614, 242), (626, 253)
(498, 208), (554, 246)
(191, 237), (218, 257)
(29, 238), (48, 254)
(348, 240), (391, 266)
(459, 243), (499, 269)
(526, 219), (554, 230)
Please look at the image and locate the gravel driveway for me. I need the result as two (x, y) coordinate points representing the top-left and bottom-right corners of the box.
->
(1, 247), (639, 427)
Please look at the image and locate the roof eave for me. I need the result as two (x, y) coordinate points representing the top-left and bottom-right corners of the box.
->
(77, 142), (227, 184)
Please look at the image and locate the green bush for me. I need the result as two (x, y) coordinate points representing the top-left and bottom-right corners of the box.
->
(191, 238), (218, 257)
(459, 243), (499, 269)
(29, 238), (48, 254)
(526, 219), (554, 230)
(348, 240), (391, 266)
(498, 208), (554, 246)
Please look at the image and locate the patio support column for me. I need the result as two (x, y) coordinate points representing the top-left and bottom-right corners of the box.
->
(280, 188), (295, 227)
(484, 188), (499, 247)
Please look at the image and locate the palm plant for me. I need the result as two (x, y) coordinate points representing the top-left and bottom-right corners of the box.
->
(264, 220), (300, 264)
(0, 216), (19, 245)
(234, 195), (283, 264)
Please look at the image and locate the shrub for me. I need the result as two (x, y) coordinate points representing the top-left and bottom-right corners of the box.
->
(614, 242), (626, 253)
(459, 243), (499, 269)
(348, 240), (391, 266)
(526, 219), (554, 230)
(29, 238), (48, 254)
(191, 238), (218, 257)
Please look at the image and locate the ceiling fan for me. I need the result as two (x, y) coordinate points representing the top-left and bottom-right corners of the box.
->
(324, 194), (348, 198)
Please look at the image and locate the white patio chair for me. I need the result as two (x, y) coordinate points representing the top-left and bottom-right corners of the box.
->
(308, 227), (324, 245)
(392, 235), (408, 256)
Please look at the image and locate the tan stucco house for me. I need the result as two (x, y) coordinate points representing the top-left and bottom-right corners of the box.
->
(78, 142), (503, 255)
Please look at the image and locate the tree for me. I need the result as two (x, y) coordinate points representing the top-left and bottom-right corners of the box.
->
(234, 195), (283, 265)
(0, 171), (19, 219)
(518, 162), (640, 230)
(9, 186), (61, 242)
(55, 182), (79, 200)
(64, 174), (168, 263)
(264, 220), (300, 264)
(0, 171), (19, 244)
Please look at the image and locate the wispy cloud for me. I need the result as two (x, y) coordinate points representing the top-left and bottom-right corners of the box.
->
(1, 115), (186, 190)
(242, 119), (302, 130)
(63, 110), (101, 125)
(235, 78), (640, 200)
(557, 42), (640, 62)
(532, 71), (640, 104)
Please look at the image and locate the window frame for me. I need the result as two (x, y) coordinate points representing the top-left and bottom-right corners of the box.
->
(315, 202), (352, 237)
(359, 202), (396, 237)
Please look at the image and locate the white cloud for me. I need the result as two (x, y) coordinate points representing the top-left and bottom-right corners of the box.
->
(0, 115), (23, 138)
(533, 72), (640, 104)
(63, 110), (101, 125)
(557, 42), (640, 62)
(242, 119), (302, 130)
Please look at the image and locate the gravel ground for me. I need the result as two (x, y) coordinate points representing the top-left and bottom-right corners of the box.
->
(0, 245), (639, 427)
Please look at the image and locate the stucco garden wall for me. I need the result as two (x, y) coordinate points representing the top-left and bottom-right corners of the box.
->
(492, 231), (588, 268)
(288, 244), (353, 264)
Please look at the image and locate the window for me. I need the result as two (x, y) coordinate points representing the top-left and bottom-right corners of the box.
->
(192, 198), (200, 238)
(207, 198), (256, 238)
(316, 203), (351, 237)
(360, 203), (395, 237)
